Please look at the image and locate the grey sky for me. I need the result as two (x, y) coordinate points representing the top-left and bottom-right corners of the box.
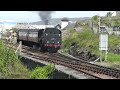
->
(0, 11), (115, 22)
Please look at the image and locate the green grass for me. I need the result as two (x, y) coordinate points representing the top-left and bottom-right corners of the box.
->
(108, 35), (120, 49)
(105, 53), (120, 63)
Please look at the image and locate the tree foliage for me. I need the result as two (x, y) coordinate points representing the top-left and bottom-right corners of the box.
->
(61, 17), (69, 21)
(30, 64), (55, 79)
(10, 28), (18, 32)
(113, 21), (120, 26)
(106, 12), (112, 17)
(92, 15), (99, 22)
(76, 20), (89, 27)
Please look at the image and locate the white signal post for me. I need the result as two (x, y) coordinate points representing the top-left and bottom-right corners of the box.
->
(98, 15), (108, 63)
(99, 34), (108, 63)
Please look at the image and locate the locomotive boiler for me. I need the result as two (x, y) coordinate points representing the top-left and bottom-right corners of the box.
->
(17, 27), (62, 53)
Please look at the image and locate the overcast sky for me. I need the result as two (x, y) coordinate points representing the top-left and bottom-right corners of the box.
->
(0, 11), (115, 22)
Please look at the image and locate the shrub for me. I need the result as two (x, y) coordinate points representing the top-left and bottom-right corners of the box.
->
(30, 64), (55, 79)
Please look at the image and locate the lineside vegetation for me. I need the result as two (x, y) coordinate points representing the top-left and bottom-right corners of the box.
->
(61, 26), (120, 64)
(0, 40), (55, 79)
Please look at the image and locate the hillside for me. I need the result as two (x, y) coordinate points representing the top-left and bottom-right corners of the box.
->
(61, 25), (120, 68)
(31, 17), (91, 25)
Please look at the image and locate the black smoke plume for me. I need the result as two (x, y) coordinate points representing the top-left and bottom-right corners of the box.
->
(38, 11), (54, 25)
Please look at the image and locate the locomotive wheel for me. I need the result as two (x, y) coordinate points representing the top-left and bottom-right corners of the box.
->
(40, 44), (47, 52)
(48, 50), (57, 53)
(17, 39), (19, 43)
(48, 47), (57, 53)
(33, 45), (39, 50)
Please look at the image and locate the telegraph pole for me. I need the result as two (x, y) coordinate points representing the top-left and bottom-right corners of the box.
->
(98, 15), (102, 63)
(98, 15), (101, 33)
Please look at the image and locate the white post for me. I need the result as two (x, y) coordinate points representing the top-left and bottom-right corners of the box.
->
(15, 41), (22, 54)
(105, 50), (108, 62)
(19, 41), (22, 54)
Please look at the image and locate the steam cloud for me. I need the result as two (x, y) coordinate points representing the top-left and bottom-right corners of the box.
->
(38, 11), (55, 25)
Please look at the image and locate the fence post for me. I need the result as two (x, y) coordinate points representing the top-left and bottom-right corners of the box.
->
(15, 41), (22, 54)
(19, 41), (22, 54)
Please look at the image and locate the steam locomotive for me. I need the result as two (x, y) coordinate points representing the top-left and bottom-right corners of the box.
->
(17, 27), (62, 53)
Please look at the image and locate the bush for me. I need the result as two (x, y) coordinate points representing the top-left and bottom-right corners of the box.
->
(0, 40), (30, 78)
(30, 64), (55, 79)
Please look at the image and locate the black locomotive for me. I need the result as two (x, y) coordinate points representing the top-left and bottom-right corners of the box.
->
(17, 27), (62, 53)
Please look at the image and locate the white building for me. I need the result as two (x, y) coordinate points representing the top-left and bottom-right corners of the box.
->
(60, 19), (69, 29)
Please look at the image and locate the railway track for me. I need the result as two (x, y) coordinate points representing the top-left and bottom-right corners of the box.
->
(52, 53), (120, 79)
(6, 44), (120, 79)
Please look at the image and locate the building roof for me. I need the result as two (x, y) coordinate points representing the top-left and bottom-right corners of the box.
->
(13, 24), (55, 29)
(32, 25), (55, 29)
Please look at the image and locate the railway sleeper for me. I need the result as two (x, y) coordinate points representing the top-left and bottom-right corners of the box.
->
(111, 73), (120, 78)
(72, 65), (86, 71)
(115, 74), (120, 78)
(102, 70), (109, 75)
(97, 66), (120, 75)
(105, 71), (116, 77)
(84, 66), (94, 71)
(71, 64), (82, 68)
(96, 69), (105, 74)
(98, 68), (107, 74)
(98, 70), (103, 74)
(91, 69), (99, 73)
(79, 66), (86, 70)
(111, 73), (118, 78)
(108, 71), (116, 76)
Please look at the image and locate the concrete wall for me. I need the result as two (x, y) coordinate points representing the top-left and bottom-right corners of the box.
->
(116, 11), (120, 16)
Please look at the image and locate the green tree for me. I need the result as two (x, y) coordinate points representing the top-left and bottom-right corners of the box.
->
(113, 21), (120, 26)
(105, 12), (113, 27)
(91, 15), (100, 28)
(106, 12), (112, 17)
(61, 17), (69, 21)
(92, 15), (99, 21)
(10, 28), (18, 32)
(76, 20), (89, 27)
